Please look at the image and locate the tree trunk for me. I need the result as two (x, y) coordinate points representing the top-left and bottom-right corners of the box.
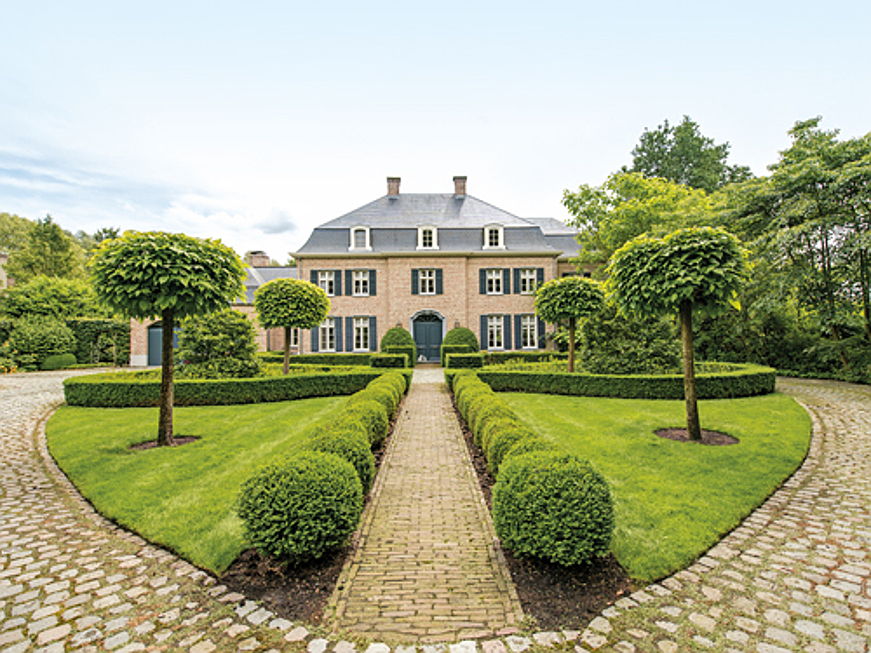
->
(157, 309), (175, 446)
(679, 301), (701, 441)
(567, 317), (576, 373)
(283, 326), (291, 375)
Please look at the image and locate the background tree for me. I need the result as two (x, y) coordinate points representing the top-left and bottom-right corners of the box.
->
(0, 275), (107, 319)
(90, 231), (245, 445)
(0, 212), (33, 258)
(254, 278), (330, 374)
(626, 115), (752, 192)
(176, 308), (261, 378)
(6, 215), (85, 282)
(608, 227), (747, 440)
(75, 227), (121, 258)
(534, 277), (604, 372)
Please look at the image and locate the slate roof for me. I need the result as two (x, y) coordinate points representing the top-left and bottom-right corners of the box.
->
(241, 266), (298, 303)
(296, 194), (580, 257)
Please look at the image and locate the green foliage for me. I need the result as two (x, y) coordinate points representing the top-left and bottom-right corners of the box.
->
(626, 115), (752, 192)
(443, 326), (480, 352)
(440, 344), (474, 366)
(66, 318), (130, 366)
(0, 212), (33, 259)
(237, 451), (363, 563)
(254, 278), (330, 330)
(494, 452), (614, 566)
(5, 215), (85, 283)
(305, 427), (375, 491)
(89, 231), (245, 320)
(534, 276), (605, 324)
(40, 352), (77, 370)
(383, 345), (415, 367)
(8, 317), (76, 369)
(0, 275), (106, 319)
(371, 353), (407, 368)
(503, 435), (560, 461)
(342, 399), (389, 445)
(485, 422), (537, 474)
(176, 309), (261, 379)
(474, 364), (775, 399)
(445, 353), (484, 368)
(484, 351), (567, 365)
(258, 352), (372, 366)
(379, 326), (416, 361)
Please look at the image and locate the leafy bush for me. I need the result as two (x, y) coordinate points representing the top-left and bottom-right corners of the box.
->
(0, 317), (15, 343)
(176, 309), (261, 379)
(469, 398), (515, 446)
(66, 318), (130, 366)
(342, 399), (389, 445)
(446, 353), (484, 368)
(503, 435), (559, 461)
(484, 351), (567, 365)
(40, 353), (77, 370)
(485, 421), (537, 473)
(493, 452), (614, 566)
(0, 275), (106, 319)
(9, 317), (76, 370)
(305, 427), (375, 491)
(257, 352), (373, 366)
(384, 345), (415, 367)
(380, 326), (416, 361)
(237, 451), (363, 562)
(443, 326), (480, 352)
(351, 386), (398, 416)
(371, 353), (407, 368)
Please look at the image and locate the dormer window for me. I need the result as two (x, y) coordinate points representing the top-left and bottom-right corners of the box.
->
(483, 224), (504, 249)
(349, 226), (371, 251)
(417, 226), (438, 250)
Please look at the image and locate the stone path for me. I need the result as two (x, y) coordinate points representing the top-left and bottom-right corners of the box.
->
(327, 367), (523, 643)
(574, 377), (870, 652)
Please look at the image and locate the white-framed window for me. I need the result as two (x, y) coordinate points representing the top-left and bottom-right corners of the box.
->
(353, 317), (370, 351)
(349, 226), (371, 251)
(319, 318), (336, 352)
(419, 269), (436, 295)
(487, 315), (504, 350)
(519, 268), (537, 294)
(483, 224), (504, 249)
(520, 315), (537, 349)
(417, 226), (438, 250)
(290, 327), (300, 348)
(317, 270), (335, 296)
(352, 270), (369, 296)
(486, 269), (503, 295)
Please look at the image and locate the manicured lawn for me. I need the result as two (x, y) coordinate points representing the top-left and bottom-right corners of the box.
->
(46, 397), (345, 573)
(501, 392), (811, 582)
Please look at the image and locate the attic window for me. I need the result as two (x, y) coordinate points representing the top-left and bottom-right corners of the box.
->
(417, 226), (438, 250)
(483, 224), (504, 250)
(349, 226), (371, 251)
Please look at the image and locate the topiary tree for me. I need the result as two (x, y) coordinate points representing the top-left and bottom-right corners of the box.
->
(89, 231), (245, 446)
(607, 226), (747, 440)
(254, 278), (329, 375)
(379, 325), (416, 360)
(534, 277), (604, 372)
(443, 326), (480, 351)
(176, 308), (261, 378)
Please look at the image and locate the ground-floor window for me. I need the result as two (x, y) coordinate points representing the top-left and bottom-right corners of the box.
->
(487, 315), (504, 349)
(353, 317), (369, 351)
(520, 314), (537, 349)
(289, 327), (299, 348)
(319, 318), (336, 351)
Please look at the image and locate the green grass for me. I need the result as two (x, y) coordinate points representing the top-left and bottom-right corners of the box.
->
(46, 397), (345, 573)
(501, 392), (811, 582)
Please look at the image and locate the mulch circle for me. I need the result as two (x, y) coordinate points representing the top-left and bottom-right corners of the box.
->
(654, 427), (739, 445)
(129, 436), (199, 450)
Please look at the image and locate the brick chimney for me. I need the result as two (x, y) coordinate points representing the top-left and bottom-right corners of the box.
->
(247, 251), (271, 267)
(387, 177), (401, 198)
(453, 175), (467, 198)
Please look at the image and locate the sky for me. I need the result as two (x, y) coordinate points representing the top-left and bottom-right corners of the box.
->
(2, 0), (869, 262)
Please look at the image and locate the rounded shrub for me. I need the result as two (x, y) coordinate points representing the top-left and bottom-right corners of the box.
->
(306, 427), (376, 491)
(342, 399), (389, 445)
(368, 377), (403, 406)
(237, 451), (363, 562)
(380, 326), (416, 361)
(470, 399), (516, 445)
(485, 422), (537, 473)
(176, 308), (261, 379)
(504, 435), (560, 461)
(493, 452), (614, 566)
(352, 386), (398, 415)
(479, 416), (523, 452)
(443, 326), (481, 351)
(8, 317), (76, 370)
(379, 371), (408, 394)
(40, 352), (77, 371)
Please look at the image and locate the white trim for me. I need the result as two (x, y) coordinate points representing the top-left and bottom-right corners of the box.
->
(487, 314), (505, 350)
(520, 314), (537, 349)
(352, 269), (370, 297)
(519, 268), (537, 295)
(482, 223), (505, 250)
(409, 310), (447, 362)
(352, 316), (370, 352)
(319, 317), (336, 352)
(317, 270), (336, 296)
(416, 225), (439, 250)
(349, 225), (372, 251)
(485, 268), (503, 295)
(418, 268), (436, 295)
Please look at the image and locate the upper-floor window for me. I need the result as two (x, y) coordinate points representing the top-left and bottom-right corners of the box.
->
(349, 226), (371, 251)
(318, 270), (335, 296)
(419, 269), (436, 295)
(417, 226), (438, 250)
(486, 269), (503, 295)
(483, 224), (504, 249)
(519, 268), (537, 294)
(487, 315), (504, 350)
(319, 318), (336, 352)
(352, 270), (369, 296)
(353, 317), (370, 351)
(520, 315), (537, 349)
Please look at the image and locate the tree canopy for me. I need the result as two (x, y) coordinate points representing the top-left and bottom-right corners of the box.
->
(5, 215), (85, 283)
(534, 276), (604, 372)
(0, 275), (107, 319)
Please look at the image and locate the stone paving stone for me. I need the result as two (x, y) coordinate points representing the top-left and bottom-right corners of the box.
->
(328, 368), (523, 641)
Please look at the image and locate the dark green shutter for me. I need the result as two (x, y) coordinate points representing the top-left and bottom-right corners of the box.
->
(479, 269), (487, 294)
(335, 318), (344, 352)
(345, 317), (354, 352)
(503, 268), (511, 294)
(369, 270), (377, 296)
(537, 317), (546, 348)
(311, 327), (319, 352)
(411, 269), (419, 294)
(536, 268), (544, 286)
(369, 316), (377, 351)
(514, 315), (522, 349)
(513, 269), (521, 294)
(503, 314), (512, 349)
(435, 269), (443, 294)
(480, 315), (488, 349)
(334, 270), (343, 296)
(310, 270), (317, 284)
(345, 270), (353, 295)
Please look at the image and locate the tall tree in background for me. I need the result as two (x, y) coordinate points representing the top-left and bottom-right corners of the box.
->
(6, 215), (85, 282)
(0, 212), (33, 257)
(627, 116), (752, 192)
(76, 227), (121, 257)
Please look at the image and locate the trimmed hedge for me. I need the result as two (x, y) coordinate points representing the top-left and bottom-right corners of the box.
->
(484, 351), (568, 365)
(66, 318), (130, 366)
(40, 353), (77, 371)
(446, 353), (485, 369)
(305, 427), (375, 491)
(341, 399), (389, 446)
(371, 353), (408, 368)
(257, 352), (373, 366)
(63, 369), (412, 408)
(440, 343), (475, 366)
(384, 345), (416, 367)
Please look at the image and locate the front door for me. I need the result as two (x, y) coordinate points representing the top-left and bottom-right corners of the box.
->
(412, 314), (443, 363)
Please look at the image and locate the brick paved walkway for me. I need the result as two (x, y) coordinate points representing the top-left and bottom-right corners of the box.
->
(327, 368), (523, 643)
(575, 377), (871, 653)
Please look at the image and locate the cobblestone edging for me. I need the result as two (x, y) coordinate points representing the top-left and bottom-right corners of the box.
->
(2, 372), (869, 652)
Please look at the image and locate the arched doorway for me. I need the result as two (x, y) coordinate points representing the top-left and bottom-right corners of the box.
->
(147, 322), (180, 366)
(410, 311), (444, 363)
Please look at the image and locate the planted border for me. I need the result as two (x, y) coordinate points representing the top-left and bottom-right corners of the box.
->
(446, 362), (774, 399)
(64, 369), (413, 407)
